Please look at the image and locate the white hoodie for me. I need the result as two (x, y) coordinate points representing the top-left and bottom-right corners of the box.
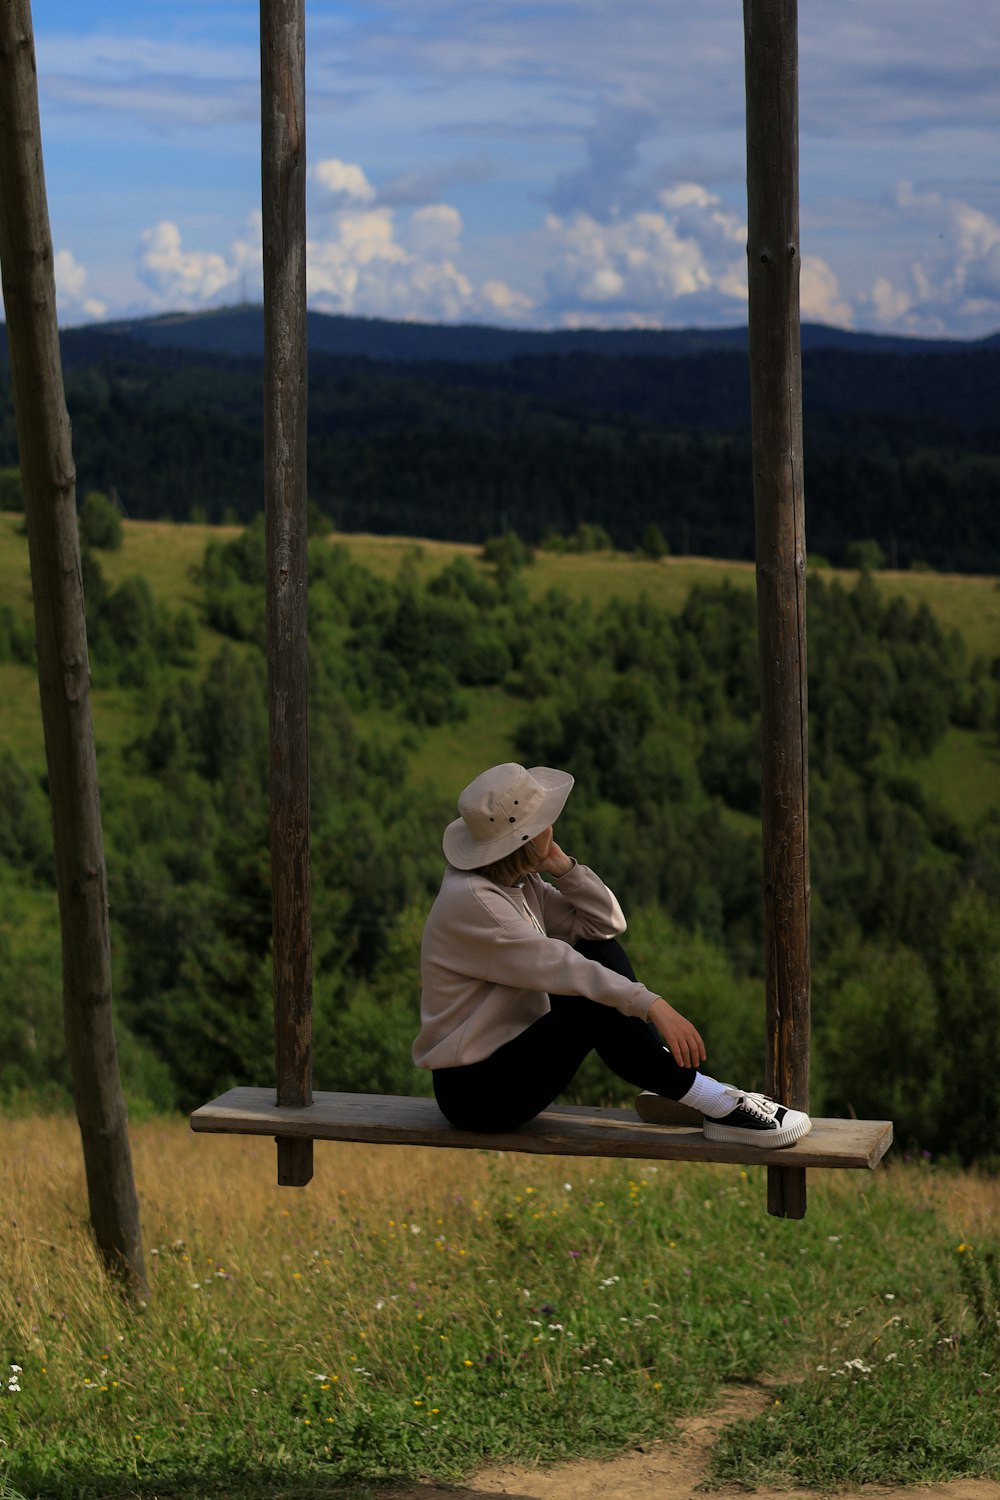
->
(413, 860), (659, 1070)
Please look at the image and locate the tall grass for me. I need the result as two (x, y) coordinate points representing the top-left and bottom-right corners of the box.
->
(1, 1116), (998, 1498)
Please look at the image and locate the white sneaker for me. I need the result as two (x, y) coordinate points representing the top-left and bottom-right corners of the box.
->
(702, 1088), (812, 1149)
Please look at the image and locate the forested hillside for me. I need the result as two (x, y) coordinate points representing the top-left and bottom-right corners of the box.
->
(1, 521), (997, 1160)
(1, 311), (998, 570)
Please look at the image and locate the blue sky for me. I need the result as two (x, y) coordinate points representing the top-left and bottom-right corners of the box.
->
(26, 0), (1000, 336)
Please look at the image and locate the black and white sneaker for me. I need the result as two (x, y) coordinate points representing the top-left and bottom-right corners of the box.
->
(703, 1088), (812, 1149)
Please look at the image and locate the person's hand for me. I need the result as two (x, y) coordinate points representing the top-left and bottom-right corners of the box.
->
(529, 827), (574, 878)
(648, 997), (706, 1069)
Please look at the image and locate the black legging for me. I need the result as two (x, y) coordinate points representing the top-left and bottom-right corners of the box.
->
(432, 937), (698, 1132)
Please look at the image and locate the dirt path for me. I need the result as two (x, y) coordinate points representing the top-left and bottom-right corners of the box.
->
(374, 1386), (999, 1500)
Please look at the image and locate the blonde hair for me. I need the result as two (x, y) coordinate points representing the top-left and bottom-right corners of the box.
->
(475, 835), (545, 886)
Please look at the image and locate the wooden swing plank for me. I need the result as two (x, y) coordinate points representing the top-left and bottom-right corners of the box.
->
(190, 1087), (892, 1171)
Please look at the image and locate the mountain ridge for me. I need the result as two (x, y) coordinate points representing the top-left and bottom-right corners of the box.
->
(58, 303), (1000, 364)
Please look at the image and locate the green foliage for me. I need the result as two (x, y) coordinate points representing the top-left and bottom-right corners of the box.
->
(0, 465), (23, 512)
(0, 606), (33, 665)
(78, 490), (123, 551)
(0, 753), (51, 881)
(481, 531), (534, 588)
(540, 522), (613, 553)
(846, 536), (887, 572)
(638, 521), (668, 559)
(1, 520), (997, 1157)
(306, 497), (333, 537)
(6, 330), (999, 568)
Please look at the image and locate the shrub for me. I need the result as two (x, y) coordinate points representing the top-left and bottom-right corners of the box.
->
(78, 490), (123, 551)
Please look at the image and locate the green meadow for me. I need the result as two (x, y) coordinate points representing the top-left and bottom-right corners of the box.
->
(1, 1116), (999, 1499)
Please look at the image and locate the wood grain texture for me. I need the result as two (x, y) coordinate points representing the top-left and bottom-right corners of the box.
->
(261, 0), (312, 1187)
(744, 0), (810, 1220)
(191, 1089), (893, 1171)
(0, 0), (147, 1292)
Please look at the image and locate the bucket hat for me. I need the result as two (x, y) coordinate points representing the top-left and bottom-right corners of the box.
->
(443, 762), (574, 870)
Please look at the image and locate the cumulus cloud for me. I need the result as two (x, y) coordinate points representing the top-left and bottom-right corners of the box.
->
(800, 256), (853, 326)
(410, 203), (464, 257)
(540, 180), (752, 324)
(863, 182), (1000, 333)
(303, 170), (533, 323)
(309, 158), (377, 207)
(54, 249), (107, 320)
(139, 221), (238, 306)
(481, 280), (535, 318)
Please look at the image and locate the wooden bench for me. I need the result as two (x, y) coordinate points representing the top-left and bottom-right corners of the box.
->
(191, 1087), (893, 1172)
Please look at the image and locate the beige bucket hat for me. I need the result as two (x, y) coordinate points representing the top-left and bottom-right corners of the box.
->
(443, 762), (574, 870)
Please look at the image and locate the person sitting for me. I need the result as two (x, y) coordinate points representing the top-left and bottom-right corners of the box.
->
(413, 762), (811, 1148)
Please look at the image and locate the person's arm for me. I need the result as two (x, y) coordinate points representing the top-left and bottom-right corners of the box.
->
(530, 838), (628, 944)
(532, 838), (706, 1068)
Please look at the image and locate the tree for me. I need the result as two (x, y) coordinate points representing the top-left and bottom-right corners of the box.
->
(78, 489), (123, 551)
(0, 0), (146, 1295)
(639, 522), (669, 559)
(845, 537), (886, 572)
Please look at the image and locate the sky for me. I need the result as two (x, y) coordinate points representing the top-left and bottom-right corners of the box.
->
(21, 0), (1000, 338)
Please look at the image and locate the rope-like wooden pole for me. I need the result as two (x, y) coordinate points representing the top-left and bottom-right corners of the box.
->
(261, 0), (313, 1187)
(743, 0), (811, 1219)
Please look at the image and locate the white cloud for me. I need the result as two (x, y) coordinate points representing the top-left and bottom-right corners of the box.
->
(545, 209), (710, 315)
(870, 275), (911, 324)
(309, 159), (377, 207)
(865, 182), (1000, 332)
(410, 203), (464, 257)
(305, 196), (523, 323)
(54, 248), (107, 320)
(138, 221), (240, 307)
(481, 279), (536, 318)
(800, 255), (853, 327)
(540, 180), (756, 323)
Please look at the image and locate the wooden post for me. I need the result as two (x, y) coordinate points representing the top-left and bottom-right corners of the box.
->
(0, 0), (148, 1290)
(743, 0), (810, 1219)
(261, 0), (313, 1186)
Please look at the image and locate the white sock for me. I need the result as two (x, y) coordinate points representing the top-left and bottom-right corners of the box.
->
(678, 1073), (738, 1119)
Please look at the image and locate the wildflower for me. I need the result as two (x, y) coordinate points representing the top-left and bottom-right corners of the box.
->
(957, 1243), (971, 1254)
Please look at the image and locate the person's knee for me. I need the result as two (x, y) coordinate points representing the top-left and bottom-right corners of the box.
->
(573, 936), (637, 982)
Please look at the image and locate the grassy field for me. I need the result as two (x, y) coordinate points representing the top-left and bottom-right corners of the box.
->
(1, 1115), (998, 1499)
